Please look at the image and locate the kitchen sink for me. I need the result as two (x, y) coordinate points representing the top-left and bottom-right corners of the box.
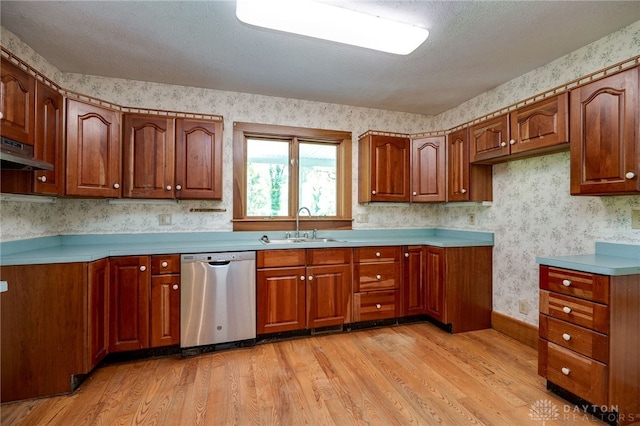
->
(259, 236), (344, 244)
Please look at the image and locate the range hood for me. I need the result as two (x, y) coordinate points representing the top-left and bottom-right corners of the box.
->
(0, 137), (54, 171)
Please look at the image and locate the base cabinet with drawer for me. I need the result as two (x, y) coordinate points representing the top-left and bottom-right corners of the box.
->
(352, 247), (401, 322)
(538, 265), (640, 425)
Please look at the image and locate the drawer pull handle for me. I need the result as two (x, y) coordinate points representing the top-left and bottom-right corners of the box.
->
(561, 367), (571, 376)
(375, 303), (381, 309)
(161, 261), (168, 268)
(562, 306), (572, 314)
(375, 252), (381, 257)
(562, 279), (571, 287)
(376, 274), (381, 280)
(562, 333), (571, 341)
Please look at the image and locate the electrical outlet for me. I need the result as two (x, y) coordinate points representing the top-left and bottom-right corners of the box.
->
(518, 300), (529, 315)
(356, 213), (369, 223)
(468, 214), (475, 225)
(632, 209), (640, 229)
(159, 214), (172, 226)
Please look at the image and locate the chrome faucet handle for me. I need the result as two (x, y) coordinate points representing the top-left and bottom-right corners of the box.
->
(312, 229), (318, 239)
(285, 231), (291, 238)
(303, 231), (309, 238)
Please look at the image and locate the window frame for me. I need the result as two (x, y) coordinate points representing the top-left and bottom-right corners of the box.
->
(233, 122), (352, 232)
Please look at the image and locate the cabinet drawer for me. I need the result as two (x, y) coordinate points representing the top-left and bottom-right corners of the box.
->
(353, 290), (398, 322)
(354, 247), (400, 263)
(540, 341), (608, 406)
(354, 262), (400, 291)
(540, 290), (608, 333)
(151, 255), (181, 275)
(307, 248), (352, 266)
(258, 249), (306, 268)
(540, 266), (609, 304)
(539, 315), (608, 363)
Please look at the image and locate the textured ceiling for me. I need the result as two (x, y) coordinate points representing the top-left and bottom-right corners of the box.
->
(1, 1), (639, 115)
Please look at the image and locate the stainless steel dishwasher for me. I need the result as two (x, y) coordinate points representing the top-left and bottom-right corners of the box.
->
(180, 251), (256, 348)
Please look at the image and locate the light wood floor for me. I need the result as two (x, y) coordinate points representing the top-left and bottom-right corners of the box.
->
(2, 323), (604, 425)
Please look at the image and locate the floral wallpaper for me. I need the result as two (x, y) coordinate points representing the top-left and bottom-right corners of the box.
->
(2, 21), (640, 326)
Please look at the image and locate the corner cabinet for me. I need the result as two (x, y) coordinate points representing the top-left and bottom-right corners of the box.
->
(447, 127), (492, 202)
(66, 99), (122, 197)
(538, 266), (640, 425)
(570, 66), (639, 195)
(358, 132), (411, 203)
(33, 81), (64, 195)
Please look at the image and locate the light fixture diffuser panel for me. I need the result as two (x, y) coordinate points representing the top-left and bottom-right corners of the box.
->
(236, 0), (428, 55)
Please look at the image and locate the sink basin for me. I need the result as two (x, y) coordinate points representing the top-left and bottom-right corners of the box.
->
(259, 236), (343, 244)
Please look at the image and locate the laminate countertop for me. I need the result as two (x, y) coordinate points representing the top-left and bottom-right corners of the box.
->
(536, 242), (640, 276)
(0, 228), (494, 266)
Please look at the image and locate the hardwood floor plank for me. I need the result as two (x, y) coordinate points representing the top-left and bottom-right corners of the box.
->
(1, 323), (608, 426)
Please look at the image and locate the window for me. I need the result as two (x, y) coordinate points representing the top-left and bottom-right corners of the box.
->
(233, 122), (352, 231)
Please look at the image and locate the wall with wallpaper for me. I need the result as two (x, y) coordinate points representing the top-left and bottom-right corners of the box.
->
(2, 21), (640, 326)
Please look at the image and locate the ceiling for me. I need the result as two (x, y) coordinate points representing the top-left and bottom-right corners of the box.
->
(1, 1), (639, 116)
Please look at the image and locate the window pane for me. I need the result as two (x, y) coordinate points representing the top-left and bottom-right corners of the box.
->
(247, 139), (289, 216)
(299, 142), (337, 216)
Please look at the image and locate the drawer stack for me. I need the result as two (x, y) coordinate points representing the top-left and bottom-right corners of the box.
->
(352, 247), (401, 322)
(538, 266), (610, 406)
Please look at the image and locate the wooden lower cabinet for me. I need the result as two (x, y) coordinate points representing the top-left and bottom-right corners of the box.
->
(424, 246), (493, 333)
(88, 258), (109, 371)
(353, 247), (401, 322)
(538, 266), (640, 425)
(402, 246), (426, 316)
(257, 265), (307, 334)
(150, 255), (181, 347)
(306, 248), (352, 328)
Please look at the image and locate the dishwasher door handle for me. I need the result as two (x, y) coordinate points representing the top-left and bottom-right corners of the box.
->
(208, 260), (231, 266)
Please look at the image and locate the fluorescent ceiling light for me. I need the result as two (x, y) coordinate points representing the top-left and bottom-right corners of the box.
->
(236, 0), (429, 55)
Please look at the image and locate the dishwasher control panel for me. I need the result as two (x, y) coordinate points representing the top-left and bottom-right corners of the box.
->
(181, 251), (256, 263)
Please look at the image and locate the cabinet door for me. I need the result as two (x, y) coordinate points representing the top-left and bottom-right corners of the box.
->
(33, 81), (64, 195)
(447, 128), (493, 202)
(88, 258), (109, 371)
(470, 114), (510, 163)
(570, 67), (639, 195)
(0, 58), (35, 145)
(109, 256), (150, 352)
(175, 118), (223, 199)
(66, 99), (122, 197)
(257, 266), (306, 334)
(307, 263), (351, 328)
(411, 136), (445, 202)
(150, 274), (180, 347)
(510, 93), (568, 155)
(123, 115), (175, 199)
(425, 246), (446, 322)
(359, 134), (410, 202)
(402, 246), (426, 316)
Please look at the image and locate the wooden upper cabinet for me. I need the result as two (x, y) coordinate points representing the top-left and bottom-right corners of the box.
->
(358, 133), (411, 202)
(411, 136), (445, 202)
(447, 127), (492, 202)
(66, 99), (121, 197)
(0, 58), (35, 145)
(123, 115), (176, 198)
(510, 93), (568, 155)
(33, 81), (64, 195)
(470, 114), (510, 163)
(175, 118), (223, 199)
(570, 66), (639, 195)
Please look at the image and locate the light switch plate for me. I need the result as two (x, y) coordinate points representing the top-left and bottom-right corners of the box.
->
(632, 210), (640, 229)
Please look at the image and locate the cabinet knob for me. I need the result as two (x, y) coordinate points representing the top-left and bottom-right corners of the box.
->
(509, 139), (516, 145)
(413, 191), (417, 196)
(375, 303), (381, 309)
(404, 253), (409, 257)
(626, 171), (636, 179)
(375, 252), (381, 257)
(500, 141), (507, 147)
(561, 367), (571, 376)
(300, 276), (305, 281)
(161, 261), (168, 268)
(37, 175), (47, 183)
(562, 279), (571, 287)
(166, 185), (172, 191)
(371, 190), (376, 195)
(461, 188), (467, 194)
(308, 276), (314, 281)
(562, 333), (571, 341)
(376, 274), (381, 280)
(113, 183), (120, 189)
(562, 306), (572, 314)
(176, 185), (182, 191)
(172, 284), (179, 290)
(140, 265), (147, 272)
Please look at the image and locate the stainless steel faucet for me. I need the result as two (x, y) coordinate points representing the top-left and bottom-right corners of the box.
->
(295, 207), (311, 238)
